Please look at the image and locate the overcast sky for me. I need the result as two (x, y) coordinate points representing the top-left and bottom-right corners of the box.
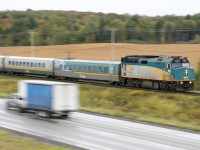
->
(0, 0), (200, 16)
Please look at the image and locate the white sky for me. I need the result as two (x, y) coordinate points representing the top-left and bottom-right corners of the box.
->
(0, 0), (200, 16)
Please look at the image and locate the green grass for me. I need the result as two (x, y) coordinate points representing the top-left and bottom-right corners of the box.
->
(80, 84), (200, 131)
(1, 75), (200, 132)
(0, 129), (74, 150)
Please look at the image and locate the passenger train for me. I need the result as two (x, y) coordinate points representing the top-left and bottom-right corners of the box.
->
(0, 55), (195, 91)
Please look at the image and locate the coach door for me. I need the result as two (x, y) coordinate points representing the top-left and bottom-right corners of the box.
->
(109, 64), (113, 82)
(109, 64), (119, 83)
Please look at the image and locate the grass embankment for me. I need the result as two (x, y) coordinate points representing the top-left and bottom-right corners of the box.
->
(81, 85), (200, 131)
(0, 75), (200, 132)
(0, 129), (72, 150)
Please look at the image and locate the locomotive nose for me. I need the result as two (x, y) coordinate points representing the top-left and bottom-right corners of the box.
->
(185, 69), (188, 77)
(172, 68), (195, 81)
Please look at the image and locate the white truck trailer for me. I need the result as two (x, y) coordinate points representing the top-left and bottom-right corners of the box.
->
(6, 80), (79, 118)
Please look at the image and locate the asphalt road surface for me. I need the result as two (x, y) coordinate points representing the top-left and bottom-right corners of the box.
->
(0, 99), (200, 150)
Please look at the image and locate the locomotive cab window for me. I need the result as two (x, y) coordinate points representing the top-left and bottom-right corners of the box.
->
(167, 64), (170, 69)
(141, 60), (148, 64)
(182, 58), (190, 67)
(171, 63), (181, 68)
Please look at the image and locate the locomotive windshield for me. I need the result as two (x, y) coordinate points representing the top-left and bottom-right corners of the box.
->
(171, 56), (190, 68)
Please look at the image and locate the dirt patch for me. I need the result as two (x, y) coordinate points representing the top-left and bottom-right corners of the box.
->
(0, 43), (200, 69)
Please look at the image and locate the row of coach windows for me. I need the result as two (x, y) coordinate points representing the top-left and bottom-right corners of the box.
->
(59, 64), (109, 73)
(8, 61), (46, 68)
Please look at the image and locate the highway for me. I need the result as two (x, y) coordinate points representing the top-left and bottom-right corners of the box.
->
(0, 99), (200, 150)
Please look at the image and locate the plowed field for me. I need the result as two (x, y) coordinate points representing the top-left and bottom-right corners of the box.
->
(0, 43), (200, 69)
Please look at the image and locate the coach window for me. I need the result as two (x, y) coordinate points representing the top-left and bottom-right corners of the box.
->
(42, 63), (45, 68)
(59, 64), (63, 70)
(88, 66), (92, 72)
(98, 67), (103, 73)
(34, 63), (37, 67)
(68, 65), (72, 70)
(16, 62), (18, 66)
(19, 62), (22, 66)
(104, 67), (109, 74)
(12, 61), (14, 66)
(27, 62), (29, 67)
(8, 61), (11, 65)
(73, 65), (77, 71)
(93, 66), (97, 72)
(30, 62), (33, 67)
(78, 66), (83, 72)
(38, 63), (41, 68)
(64, 65), (67, 70)
(83, 66), (88, 72)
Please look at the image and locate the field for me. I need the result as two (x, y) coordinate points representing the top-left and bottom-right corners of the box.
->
(0, 128), (74, 150)
(0, 43), (200, 69)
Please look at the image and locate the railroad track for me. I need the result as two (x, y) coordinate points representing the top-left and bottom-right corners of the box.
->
(1, 73), (200, 96)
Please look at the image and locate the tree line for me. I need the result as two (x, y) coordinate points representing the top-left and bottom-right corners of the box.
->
(0, 10), (200, 46)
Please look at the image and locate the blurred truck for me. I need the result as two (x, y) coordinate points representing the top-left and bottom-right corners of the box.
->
(6, 80), (79, 118)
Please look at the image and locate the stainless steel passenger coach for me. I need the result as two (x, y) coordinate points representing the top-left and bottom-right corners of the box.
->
(3, 56), (54, 76)
(54, 59), (120, 84)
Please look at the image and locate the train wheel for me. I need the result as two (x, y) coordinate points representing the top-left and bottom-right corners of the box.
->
(169, 84), (175, 91)
(165, 83), (169, 91)
(135, 80), (140, 88)
(120, 78), (126, 86)
(127, 78), (132, 87)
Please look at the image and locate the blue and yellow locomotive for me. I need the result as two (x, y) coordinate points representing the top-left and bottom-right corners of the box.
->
(120, 55), (195, 91)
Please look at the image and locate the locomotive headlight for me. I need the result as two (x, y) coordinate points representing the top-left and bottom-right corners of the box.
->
(189, 81), (192, 84)
(180, 81), (183, 84)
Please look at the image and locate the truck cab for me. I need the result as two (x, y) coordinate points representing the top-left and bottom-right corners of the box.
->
(6, 93), (26, 112)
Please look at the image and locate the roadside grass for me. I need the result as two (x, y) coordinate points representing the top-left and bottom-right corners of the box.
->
(0, 76), (20, 97)
(0, 129), (72, 150)
(1, 75), (200, 132)
(80, 84), (200, 131)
